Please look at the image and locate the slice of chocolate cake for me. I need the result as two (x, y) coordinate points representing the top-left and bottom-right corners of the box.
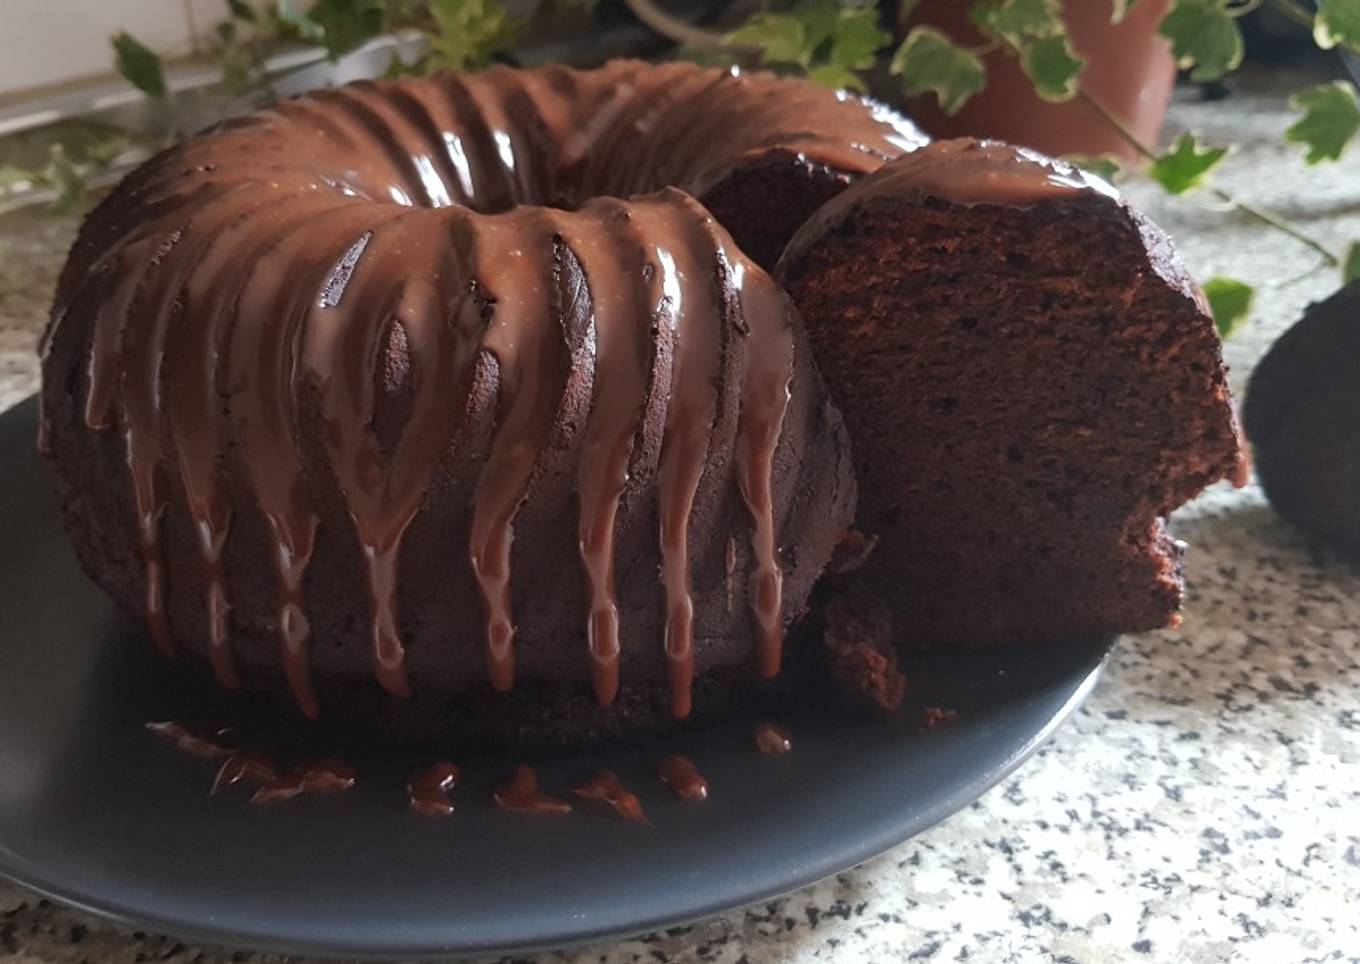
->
(778, 139), (1243, 649)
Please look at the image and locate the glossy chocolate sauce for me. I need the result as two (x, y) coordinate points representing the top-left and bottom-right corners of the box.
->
(145, 720), (236, 759)
(251, 758), (358, 805)
(862, 137), (1119, 205)
(785, 138), (1120, 269)
(493, 765), (571, 815)
(46, 61), (920, 719)
(657, 754), (709, 802)
(408, 762), (462, 816)
(571, 770), (652, 827)
(753, 721), (793, 756)
(211, 751), (278, 795)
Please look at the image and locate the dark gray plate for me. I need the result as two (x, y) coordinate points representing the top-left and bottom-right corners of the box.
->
(0, 396), (1112, 960)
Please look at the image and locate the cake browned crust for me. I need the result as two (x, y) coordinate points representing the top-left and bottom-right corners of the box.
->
(39, 61), (923, 736)
(778, 140), (1244, 649)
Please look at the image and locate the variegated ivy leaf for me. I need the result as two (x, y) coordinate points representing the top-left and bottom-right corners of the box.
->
(726, 12), (810, 66)
(827, 6), (891, 75)
(1158, 0), (1243, 82)
(1201, 277), (1254, 339)
(890, 26), (987, 116)
(1022, 35), (1084, 101)
(727, 0), (887, 84)
(1147, 132), (1228, 194)
(969, 0), (1064, 45)
(427, 0), (525, 71)
(1315, 0), (1360, 51)
(1285, 81), (1360, 164)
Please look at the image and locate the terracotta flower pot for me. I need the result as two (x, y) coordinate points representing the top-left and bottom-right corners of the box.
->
(899, 0), (1174, 163)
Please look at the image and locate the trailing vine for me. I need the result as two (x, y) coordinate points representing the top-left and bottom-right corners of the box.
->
(3, 0), (1360, 335)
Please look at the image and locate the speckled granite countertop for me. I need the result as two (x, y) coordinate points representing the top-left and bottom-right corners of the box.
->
(2, 70), (1358, 964)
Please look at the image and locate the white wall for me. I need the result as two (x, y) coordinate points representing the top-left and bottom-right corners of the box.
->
(0, 0), (228, 96)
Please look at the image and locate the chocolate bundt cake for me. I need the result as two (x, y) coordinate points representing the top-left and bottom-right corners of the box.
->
(39, 61), (923, 730)
(778, 140), (1244, 649)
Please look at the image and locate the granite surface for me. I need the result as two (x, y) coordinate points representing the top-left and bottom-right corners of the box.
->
(2, 70), (1359, 964)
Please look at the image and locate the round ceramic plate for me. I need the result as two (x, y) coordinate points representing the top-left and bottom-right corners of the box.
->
(0, 396), (1113, 960)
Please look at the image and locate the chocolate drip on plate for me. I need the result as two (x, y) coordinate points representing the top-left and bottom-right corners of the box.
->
(212, 752), (279, 795)
(571, 770), (652, 827)
(251, 758), (358, 804)
(657, 754), (709, 801)
(408, 762), (462, 816)
(493, 765), (572, 814)
(145, 720), (236, 759)
(753, 721), (793, 756)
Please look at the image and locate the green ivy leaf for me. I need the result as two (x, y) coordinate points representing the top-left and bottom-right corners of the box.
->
(970, 0), (1064, 45)
(1343, 241), (1360, 284)
(728, 2), (887, 83)
(427, 0), (524, 71)
(726, 13), (809, 65)
(1201, 277), (1254, 339)
(1285, 81), (1360, 164)
(384, 50), (428, 78)
(1022, 35), (1084, 101)
(307, 0), (385, 60)
(0, 165), (33, 191)
(111, 31), (167, 98)
(1111, 0), (1139, 22)
(83, 135), (132, 168)
(1147, 132), (1228, 194)
(1315, 0), (1360, 51)
(1065, 153), (1122, 182)
(827, 7), (890, 74)
(808, 63), (866, 91)
(42, 144), (86, 215)
(890, 26), (987, 116)
(1158, 0), (1243, 82)
(218, 45), (255, 93)
(275, 8), (325, 41)
(226, 0), (257, 22)
(796, 0), (842, 55)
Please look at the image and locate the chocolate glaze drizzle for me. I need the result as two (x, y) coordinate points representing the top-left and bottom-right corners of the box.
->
(146, 720), (235, 759)
(753, 721), (793, 756)
(250, 758), (358, 804)
(785, 138), (1121, 263)
(657, 754), (709, 801)
(44, 61), (917, 719)
(493, 765), (572, 814)
(571, 770), (652, 827)
(408, 762), (462, 816)
(852, 138), (1118, 206)
(211, 751), (278, 794)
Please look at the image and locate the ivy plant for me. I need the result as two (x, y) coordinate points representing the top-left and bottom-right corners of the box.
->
(4, 0), (1360, 338)
(722, 0), (1360, 338)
